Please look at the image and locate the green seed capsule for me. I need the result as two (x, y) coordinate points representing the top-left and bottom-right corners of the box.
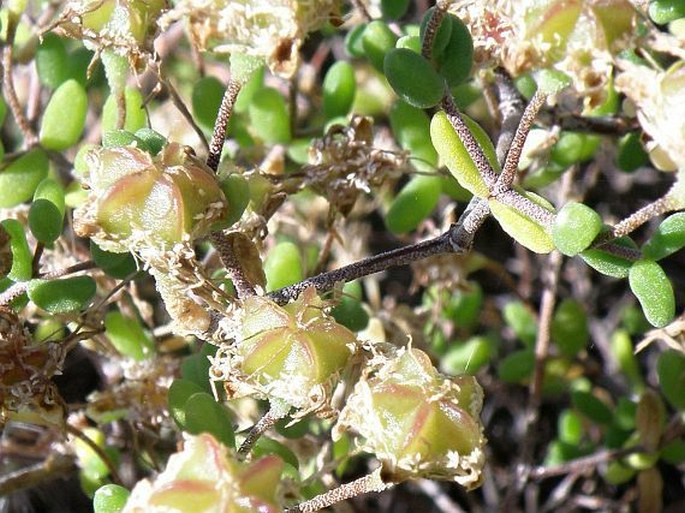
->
(552, 202), (602, 256)
(385, 175), (442, 234)
(322, 61), (356, 120)
(27, 276), (97, 314)
(192, 76), (225, 130)
(0, 148), (49, 208)
(40, 79), (88, 150)
(642, 212), (685, 260)
(628, 259), (675, 328)
(384, 48), (445, 109)
(36, 33), (69, 89)
(361, 20), (398, 71)
(248, 87), (291, 144)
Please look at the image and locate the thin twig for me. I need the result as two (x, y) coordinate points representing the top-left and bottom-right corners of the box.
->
(66, 424), (123, 486)
(206, 79), (242, 172)
(161, 77), (209, 152)
(550, 113), (639, 136)
(0, 452), (77, 495)
(530, 447), (638, 480)
(2, 41), (38, 145)
(269, 196), (487, 304)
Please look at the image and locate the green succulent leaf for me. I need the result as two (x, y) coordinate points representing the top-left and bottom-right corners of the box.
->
(552, 202), (602, 256)
(489, 190), (555, 254)
(184, 392), (235, 449)
(28, 276), (96, 314)
(656, 350), (685, 411)
(40, 79), (88, 150)
(628, 259), (675, 328)
(0, 149), (49, 208)
(430, 110), (499, 198)
(385, 175), (442, 234)
(642, 212), (685, 260)
(104, 310), (155, 360)
(384, 48), (445, 109)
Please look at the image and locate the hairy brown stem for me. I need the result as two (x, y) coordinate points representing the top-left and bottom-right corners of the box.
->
(612, 195), (680, 239)
(0, 452), (77, 496)
(237, 408), (280, 457)
(285, 469), (392, 513)
(420, 1), (448, 61)
(206, 80), (242, 172)
(208, 232), (256, 298)
(494, 91), (546, 194)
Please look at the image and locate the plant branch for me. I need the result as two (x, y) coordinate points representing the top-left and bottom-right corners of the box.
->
(549, 113), (640, 136)
(268, 197), (486, 304)
(206, 79), (242, 172)
(237, 408), (281, 457)
(529, 447), (638, 480)
(0, 452), (77, 496)
(285, 468), (392, 513)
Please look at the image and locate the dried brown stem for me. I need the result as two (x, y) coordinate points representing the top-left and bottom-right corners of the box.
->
(206, 80), (242, 172)
(0, 452), (77, 495)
